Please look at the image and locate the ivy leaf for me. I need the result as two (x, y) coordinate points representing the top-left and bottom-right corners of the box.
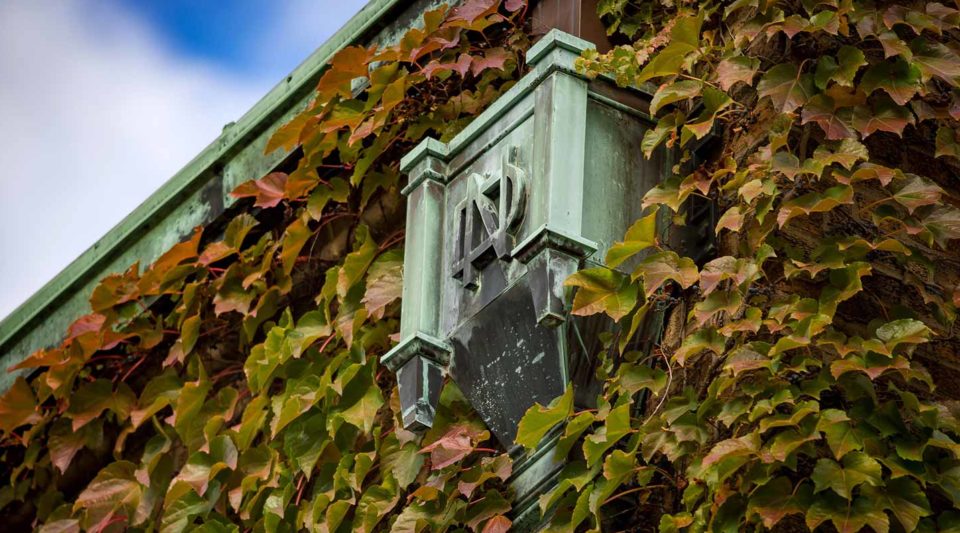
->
(421, 425), (487, 469)
(229, 172), (288, 209)
(699, 256), (759, 295)
(66, 379), (136, 431)
(470, 47), (511, 77)
(748, 477), (812, 529)
(836, 46), (868, 84)
(801, 95), (856, 139)
(862, 478), (932, 531)
(38, 520), (80, 533)
(911, 37), (960, 85)
(817, 409), (863, 460)
(692, 290), (742, 327)
(682, 86), (733, 140)
(307, 177), (350, 220)
(631, 251), (699, 298)
(650, 80), (702, 115)
(337, 225), (379, 298)
(481, 515), (512, 533)
(936, 125), (960, 159)
(860, 58), (922, 105)
(806, 492), (889, 533)
(875, 318), (932, 350)
(701, 432), (759, 468)
(565, 267), (637, 322)
(354, 482), (401, 533)
(757, 63), (816, 113)
(920, 205), (960, 248)
(181, 314), (201, 355)
(583, 403), (632, 465)
(618, 363), (667, 396)
(852, 96), (915, 137)
(605, 208), (658, 268)
(361, 249), (403, 320)
(74, 461), (142, 532)
(891, 175), (942, 213)
(381, 438), (424, 490)
(341, 383), (383, 434)
(0, 376), (42, 434)
(724, 345), (772, 376)
(674, 328), (724, 365)
(642, 111), (683, 158)
(636, 16), (702, 83)
(160, 481), (211, 533)
(280, 216), (312, 275)
(811, 452), (882, 499)
(777, 185), (854, 227)
(50, 418), (102, 475)
(515, 386), (574, 450)
(463, 491), (511, 531)
(283, 412), (326, 477)
(716, 55), (759, 91)
(130, 372), (183, 429)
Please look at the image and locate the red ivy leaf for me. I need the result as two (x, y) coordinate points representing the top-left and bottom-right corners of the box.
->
(504, 0), (525, 12)
(852, 97), (915, 137)
(422, 53), (473, 79)
(482, 516), (513, 533)
(801, 95), (856, 140)
(470, 48), (511, 77)
(230, 172), (288, 209)
(447, 0), (498, 25)
(716, 55), (759, 91)
(420, 425), (488, 469)
(757, 63), (816, 114)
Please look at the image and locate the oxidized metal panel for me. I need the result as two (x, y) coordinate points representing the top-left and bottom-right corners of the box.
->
(383, 29), (662, 452)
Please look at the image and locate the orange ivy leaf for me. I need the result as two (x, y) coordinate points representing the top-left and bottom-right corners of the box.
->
(0, 377), (42, 434)
(230, 172), (288, 209)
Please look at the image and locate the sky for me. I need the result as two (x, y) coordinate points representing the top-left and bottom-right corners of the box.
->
(0, 0), (368, 321)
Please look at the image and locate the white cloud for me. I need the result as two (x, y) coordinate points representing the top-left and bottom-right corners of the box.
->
(0, 0), (364, 320)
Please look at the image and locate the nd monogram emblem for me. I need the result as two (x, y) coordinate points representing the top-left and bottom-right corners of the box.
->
(452, 151), (526, 289)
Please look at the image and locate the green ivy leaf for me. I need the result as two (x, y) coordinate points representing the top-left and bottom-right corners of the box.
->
(605, 207), (658, 268)
(650, 80), (702, 115)
(565, 267), (637, 321)
(66, 379), (136, 431)
(618, 363), (667, 396)
(811, 451), (882, 499)
(817, 409), (863, 460)
(862, 478), (932, 532)
(936, 125), (960, 159)
(806, 492), (889, 533)
(515, 386), (574, 450)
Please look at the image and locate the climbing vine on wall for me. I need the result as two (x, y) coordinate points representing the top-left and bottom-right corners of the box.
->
(0, 1), (529, 531)
(516, 0), (960, 531)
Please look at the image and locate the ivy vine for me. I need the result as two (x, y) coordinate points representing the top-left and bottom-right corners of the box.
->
(0, 1), (530, 531)
(515, 0), (960, 531)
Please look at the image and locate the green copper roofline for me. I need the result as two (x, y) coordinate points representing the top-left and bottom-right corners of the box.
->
(0, 0), (415, 378)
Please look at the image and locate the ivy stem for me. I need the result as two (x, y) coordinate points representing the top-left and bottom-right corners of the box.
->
(119, 354), (148, 383)
(602, 484), (670, 506)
